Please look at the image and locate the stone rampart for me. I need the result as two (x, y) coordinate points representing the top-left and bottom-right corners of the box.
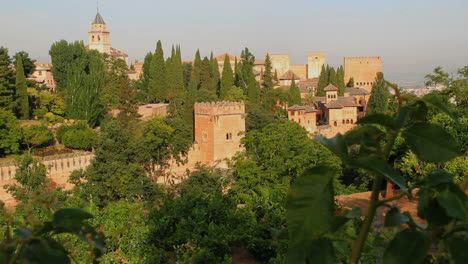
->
(0, 152), (94, 206)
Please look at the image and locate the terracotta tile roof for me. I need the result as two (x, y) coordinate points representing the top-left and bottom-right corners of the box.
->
(254, 60), (265, 65)
(345, 87), (370, 95)
(298, 78), (319, 93)
(323, 97), (358, 109)
(215, 53), (241, 61)
(324, 84), (339, 91)
(34, 63), (52, 70)
(279, 70), (301, 80)
(133, 62), (144, 66)
(110, 47), (128, 57)
(287, 104), (318, 112)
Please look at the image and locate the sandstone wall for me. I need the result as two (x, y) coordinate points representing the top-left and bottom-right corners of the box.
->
(307, 52), (326, 78)
(270, 54), (290, 77)
(344, 57), (382, 92)
(290, 64), (308, 80)
(0, 152), (94, 206)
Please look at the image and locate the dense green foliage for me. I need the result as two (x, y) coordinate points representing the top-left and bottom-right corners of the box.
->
(367, 72), (389, 114)
(0, 47), (15, 110)
(0, 109), (22, 156)
(21, 125), (53, 151)
(288, 77), (301, 105)
(14, 54), (29, 119)
(220, 55), (234, 99)
(287, 89), (467, 263)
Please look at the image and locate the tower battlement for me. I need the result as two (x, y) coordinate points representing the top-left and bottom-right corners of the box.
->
(344, 57), (382, 63)
(194, 101), (245, 115)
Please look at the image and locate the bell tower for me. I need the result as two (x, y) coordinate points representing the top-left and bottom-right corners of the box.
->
(88, 12), (111, 54)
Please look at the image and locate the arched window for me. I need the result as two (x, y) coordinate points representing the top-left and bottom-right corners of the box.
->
(334, 121), (337, 126)
(203, 132), (208, 143)
(92, 35), (95, 42)
(342, 120), (345, 124)
(346, 120), (349, 124)
(351, 119), (354, 124)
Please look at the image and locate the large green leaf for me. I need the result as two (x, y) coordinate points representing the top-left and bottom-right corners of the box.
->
(447, 235), (468, 263)
(437, 184), (468, 220)
(21, 237), (70, 264)
(426, 170), (454, 187)
(287, 239), (336, 264)
(403, 122), (460, 162)
(384, 207), (409, 227)
(383, 229), (431, 264)
(316, 134), (350, 163)
(353, 156), (407, 191)
(52, 208), (94, 233)
(286, 166), (335, 251)
(357, 114), (397, 130)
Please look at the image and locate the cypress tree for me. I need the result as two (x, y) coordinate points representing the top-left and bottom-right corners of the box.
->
(220, 54), (234, 99)
(210, 52), (220, 94)
(15, 54), (29, 119)
(148, 40), (167, 102)
(317, 64), (328, 96)
(174, 45), (184, 91)
(336, 65), (346, 96)
(234, 58), (240, 87)
(261, 53), (274, 94)
(329, 67), (338, 87)
(274, 69), (279, 85)
(0, 47), (14, 110)
(347, 77), (355, 87)
(367, 72), (389, 114)
(200, 57), (213, 91)
(240, 48), (259, 105)
(288, 77), (301, 105)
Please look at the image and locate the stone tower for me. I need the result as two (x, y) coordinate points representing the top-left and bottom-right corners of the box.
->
(194, 101), (246, 166)
(344, 57), (383, 92)
(308, 52), (326, 79)
(88, 12), (111, 54)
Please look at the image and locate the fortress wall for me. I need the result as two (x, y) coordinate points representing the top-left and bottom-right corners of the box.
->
(269, 54), (290, 77)
(0, 152), (94, 206)
(344, 57), (382, 92)
(307, 52), (326, 78)
(290, 64), (308, 80)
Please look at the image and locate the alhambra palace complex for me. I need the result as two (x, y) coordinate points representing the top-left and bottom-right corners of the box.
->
(1, 12), (383, 204)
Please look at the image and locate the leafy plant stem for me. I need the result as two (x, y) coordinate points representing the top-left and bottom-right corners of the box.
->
(349, 173), (383, 264)
(350, 130), (399, 264)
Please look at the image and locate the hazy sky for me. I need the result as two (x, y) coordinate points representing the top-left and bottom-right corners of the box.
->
(1, 0), (467, 87)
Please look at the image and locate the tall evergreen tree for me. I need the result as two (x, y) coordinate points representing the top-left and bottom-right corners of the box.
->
(329, 67), (338, 87)
(288, 77), (301, 105)
(336, 65), (346, 96)
(148, 40), (167, 102)
(240, 48), (259, 105)
(347, 77), (355, 87)
(367, 72), (389, 114)
(262, 54), (274, 92)
(317, 64), (329, 96)
(274, 69), (279, 85)
(0, 47), (14, 110)
(65, 51), (105, 127)
(210, 53), (220, 95)
(220, 54), (234, 99)
(49, 40), (88, 92)
(13, 51), (35, 76)
(15, 54), (29, 119)
(200, 57), (214, 91)
(174, 45), (184, 92)
(234, 58), (240, 87)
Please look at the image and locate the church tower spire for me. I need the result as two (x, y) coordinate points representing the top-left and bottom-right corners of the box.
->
(88, 11), (111, 54)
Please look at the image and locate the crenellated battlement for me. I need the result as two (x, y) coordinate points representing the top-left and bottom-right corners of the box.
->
(344, 57), (382, 63)
(194, 101), (245, 115)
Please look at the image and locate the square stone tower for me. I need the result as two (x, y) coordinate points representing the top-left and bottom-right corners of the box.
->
(344, 57), (383, 92)
(194, 101), (246, 166)
(308, 52), (326, 78)
(88, 12), (111, 54)
(269, 53), (291, 78)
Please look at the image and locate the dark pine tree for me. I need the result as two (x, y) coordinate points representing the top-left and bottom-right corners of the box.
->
(0, 47), (14, 110)
(347, 77), (355, 87)
(261, 53), (274, 97)
(367, 72), (389, 114)
(288, 77), (301, 105)
(317, 64), (329, 96)
(148, 40), (167, 102)
(329, 67), (338, 87)
(336, 65), (346, 96)
(219, 54), (234, 99)
(200, 57), (214, 91)
(15, 54), (29, 120)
